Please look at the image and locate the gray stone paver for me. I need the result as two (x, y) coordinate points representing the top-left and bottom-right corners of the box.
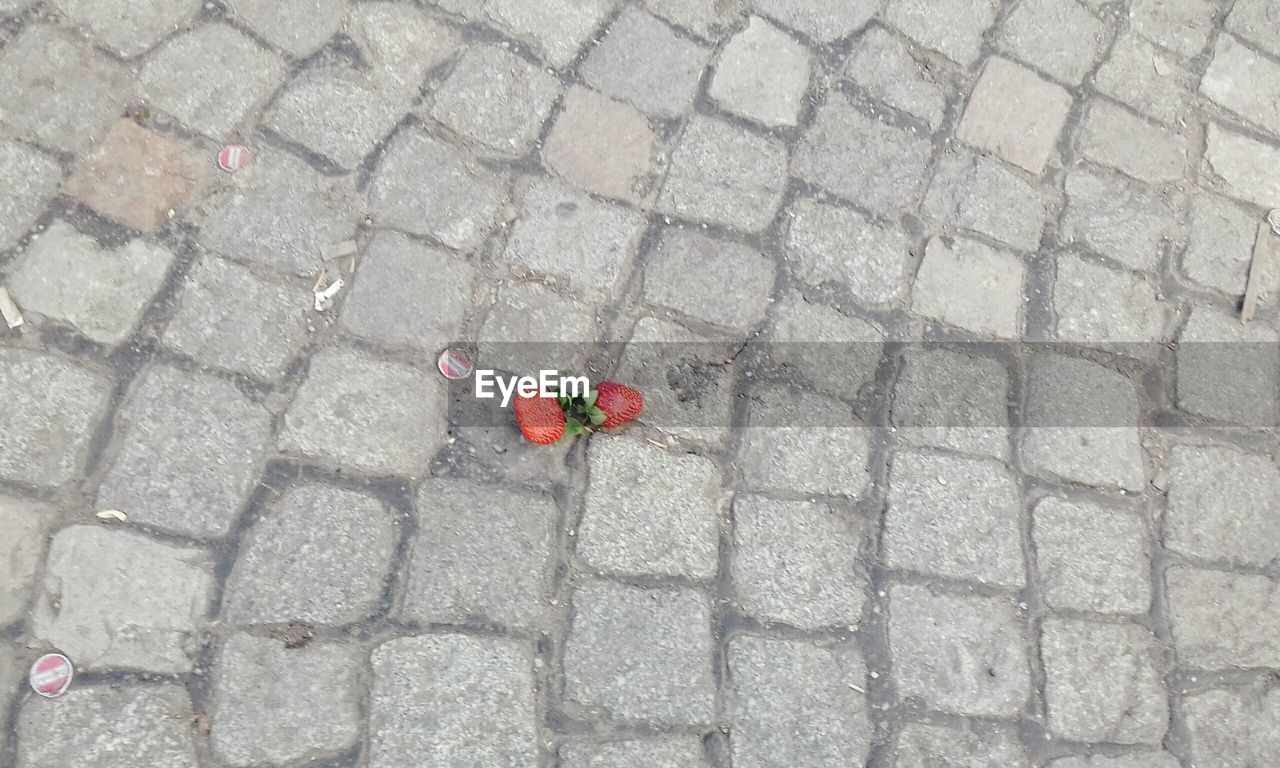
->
(97, 365), (273, 537)
(728, 635), (872, 767)
(579, 436), (721, 580)
(224, 484), (396, 625)
(16, 685), (198, 768)
(140, 24), (286, 139)
(31, 526), (214, 673)
(8, 222), (174, 345)
(564, 580), (715, 724)
(370, 634), (537, 767)
(1042, 618), (1168, 744)
(581, 8), (708, 117)
(0, 495), (56, 626)
(793, 97), (932, 213)
(211, 634), (364, 765)
(3, 0), (1275, 762)
(402, 478), (555, 628)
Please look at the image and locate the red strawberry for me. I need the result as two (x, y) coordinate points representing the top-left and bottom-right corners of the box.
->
(513, 393), (565, 445)
(594, 381), (643, 429)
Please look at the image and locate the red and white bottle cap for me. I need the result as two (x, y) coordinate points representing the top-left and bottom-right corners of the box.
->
(437, 348), (474, 380)
(217, 145), (252, 173)
(29, 653), (73, 698)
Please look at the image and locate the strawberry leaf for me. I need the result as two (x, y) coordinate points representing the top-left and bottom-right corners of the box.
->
(557, 396), (570, 408)
(585, 390), (598, 408)
(588, 407), (607, 425)
(565, 417), (585, 436)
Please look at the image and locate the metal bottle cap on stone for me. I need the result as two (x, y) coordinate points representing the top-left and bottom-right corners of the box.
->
(437, 347), (474, 380)
(29, 653), (73, 698)
(217, 145), (252, 173)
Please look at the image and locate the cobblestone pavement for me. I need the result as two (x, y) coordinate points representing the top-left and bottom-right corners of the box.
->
(1, 0), (1279, 765)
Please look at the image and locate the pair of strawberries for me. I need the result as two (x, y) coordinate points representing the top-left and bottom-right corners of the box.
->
(513, 381), (643, 445)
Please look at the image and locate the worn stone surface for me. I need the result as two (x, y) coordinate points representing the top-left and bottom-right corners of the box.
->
(883, 0), (1000, 65)
(885, 450), (1024, 587)
(430, 45), (560, 158)
(369, 127), (508, 251)
(31, 526), (213, 673)
(1060, 168), (1179, 273)
(341, 231), (475, 351)
(0, 349), (111, 488)
(1203, 122), (1280, 207)
(1176, 305), (1278, 427)
(0, 25), (135, 152)
(739, 386), (871, 497)
(279, 346), (446, 476)
(1021, 354), (1146, 490)
(370, 635), (537, 767)
(434, 0), (613, 68)
(0, 141), (59, 249)
(97, 365), (272, 537)
(478, 281), (595, 375)
(265, 6), (457, 168)
(402, 478), (555, 628)
(729, 635), (871, 767)
(1129, 0), (1216, 58)
(66, 120), (210, 232)
(846, 26), (947, 128)
(891, 347), (1010, 459)
(889, 585), (1030, 717)
(751, 0), (874, 43)
(1182, 685), (1280, 766)
(1095, 33), (1192, 125)
(565, 581), (714, 723)
(198, 148), (361, 276)
(709, 17), (810, 127)
(1201, 34), (1280, 134)
(768, 292), (885, 398)
(894, 722), (1030, 768)
(793, 98), (932, 213)
(503, 178), (644, 301)
(1164, 445), (1280, 567)
(1048, 755), (1179, 768)
(998, 0), (1108, 85)
(8, 222), (173, 345)
(226, 0), (349, 57)
(1053, 253), (1166, 347)
(1182, 192), (1275, 298)
(924, 149), (1047, 252)
(52, 0), (198, 56)
(646, 0), (742, 39)
(785, 197), (912, 305)
(912, 236), (1024, 338)
(16, 685), (198, 768)
(581, 9), (708, 117)
(732, 495), (867, 629)
(658, 115), (788, 232)
(579, 437), (721, 580)
(543, 87), (662, 204)
(561, 738), (710, 768)
(225, 484), (396, 625)
(0, 642), (21, 754)
(1042, 618), (1168, 744)
(164, 255), (310, 380)
(1166, 566), (1280, 669)
(212, 634), (363, 765)
(141, 25), (285, 138)
(1079, 100), (1187, 184)
(1033, 497), (1151, 614)
(644, 228), (773, 329)
(0, 495), (56, 627)
(958, 57), (1072, 175)
(1227, 0), (1280, 60)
